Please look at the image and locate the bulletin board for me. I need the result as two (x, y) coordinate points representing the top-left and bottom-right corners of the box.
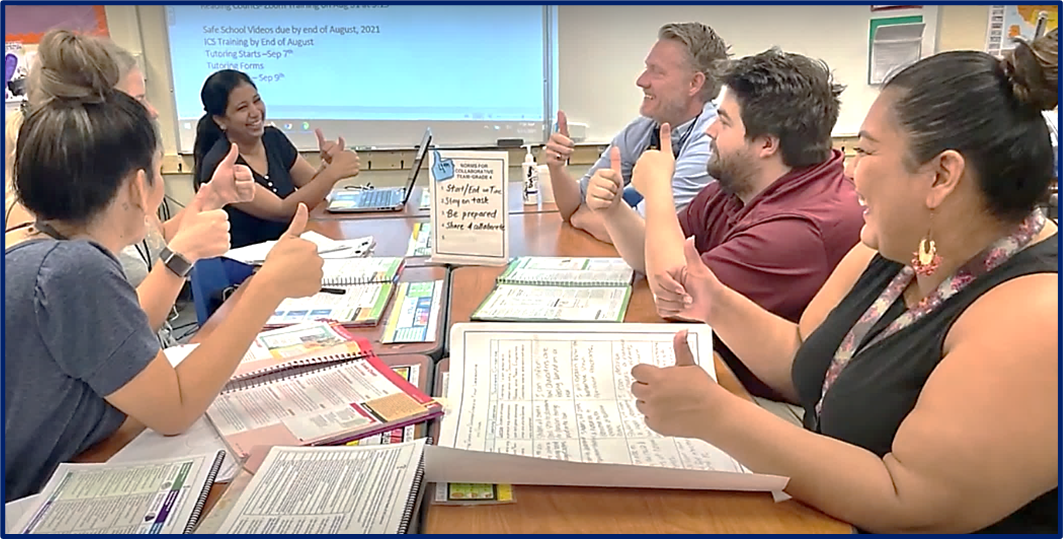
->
(4, 5), (108, 44)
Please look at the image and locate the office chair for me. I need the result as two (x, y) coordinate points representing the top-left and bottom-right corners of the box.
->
(189, 257), (255, 326)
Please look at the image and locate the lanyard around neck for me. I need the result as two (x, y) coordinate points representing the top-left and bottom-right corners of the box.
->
(33, 220), (68, 241)
(814, 210), (1047, 418)
(649, 112), (701, 159)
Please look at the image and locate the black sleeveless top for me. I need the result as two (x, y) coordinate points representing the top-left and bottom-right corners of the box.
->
(792, 235), (1058, 534)
(199, 127), (299, 248)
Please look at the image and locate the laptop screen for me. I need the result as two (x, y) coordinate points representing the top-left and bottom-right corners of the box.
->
(401, 128), (433, 204)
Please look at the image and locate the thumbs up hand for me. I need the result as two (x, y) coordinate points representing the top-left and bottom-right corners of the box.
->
(651, 237), (722, 322)
(257, 204), (324, 299)
(629, 329), (722, 438)
(200, 143), (255, 209)
(544, 110), (575, 169)
(586, 146), (624, 212)
(632, 123), (675, 195)
(315, 128), (346, 166)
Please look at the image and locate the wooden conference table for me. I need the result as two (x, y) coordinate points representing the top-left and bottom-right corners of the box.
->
(73, 210), (849, 533)
(309, 211), (612, 262)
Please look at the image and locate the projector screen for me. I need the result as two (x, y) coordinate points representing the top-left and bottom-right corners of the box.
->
(164, 5), (555, 152)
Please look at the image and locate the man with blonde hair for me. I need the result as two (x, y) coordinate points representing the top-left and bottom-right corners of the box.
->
(544, 22), (729, 242)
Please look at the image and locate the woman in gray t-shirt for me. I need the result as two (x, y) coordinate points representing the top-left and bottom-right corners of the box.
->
(5, 32), (322, 502)
(6, 32), (247, 347)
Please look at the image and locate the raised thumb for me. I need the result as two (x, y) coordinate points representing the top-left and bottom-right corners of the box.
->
(220, 142), (239, 168)
(673, 329), (696, 367)
(558, 110), (569, 137)
(186, 184), (211, 214)
(286, 203), (308, 237)
(609, 146), (622, 176)
(683, 236), (706, 273)
(658, 123), (672, 156)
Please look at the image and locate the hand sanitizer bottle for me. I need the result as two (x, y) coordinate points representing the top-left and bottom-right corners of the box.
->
(522, 144), (539, 205)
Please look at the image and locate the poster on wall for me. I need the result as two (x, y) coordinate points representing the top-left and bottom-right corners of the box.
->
(867, 15), (925, 85)
(5, 42), (31, 100)
(3, 5), (109, 44)
(985, 5), (1058, 57)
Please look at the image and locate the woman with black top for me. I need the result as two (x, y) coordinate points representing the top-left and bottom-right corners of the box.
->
(629, 43), (1059, 532)
(194, 69), (361, 248)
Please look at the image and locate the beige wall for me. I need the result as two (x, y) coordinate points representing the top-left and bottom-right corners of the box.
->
(97, 5), (992, 206)
(938, 5), (990, 52)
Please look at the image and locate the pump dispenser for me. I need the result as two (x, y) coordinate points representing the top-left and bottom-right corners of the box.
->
(522, 144), (539, 205)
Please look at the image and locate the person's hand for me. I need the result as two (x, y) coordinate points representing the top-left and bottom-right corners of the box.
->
(167, 188), (231, 263)
(315, 128), (346, 166)
(651, 237), (723, 322)
(630, 329), (724, 438)
(325, 148), (361, 180)
(585, 147), (624, 212)
(544, 110), (575, 169)
(257, 203), (324, 298)
(200, 143), (255, 209)
(631, 123), (675, 195)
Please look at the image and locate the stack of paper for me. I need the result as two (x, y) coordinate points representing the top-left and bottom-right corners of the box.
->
(224, 232), (374, 264)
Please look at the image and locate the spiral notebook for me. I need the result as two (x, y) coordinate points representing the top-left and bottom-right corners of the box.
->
(321, 257), (405, 286)
(265, 282), (396, 329)
(472, 257), (635, 322)
(212, 439), (428, 534)
(497, 256), (635, 287)
(207, 348), (442, 460)
(223, 320), (373, 382)
(12, 451), (225, 534)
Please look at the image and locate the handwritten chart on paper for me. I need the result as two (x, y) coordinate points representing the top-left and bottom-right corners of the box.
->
(428, 149), (509, 265)
(439, 323), (757, 487)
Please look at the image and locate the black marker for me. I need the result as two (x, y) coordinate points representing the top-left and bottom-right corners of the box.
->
(320, 287), (346, 295)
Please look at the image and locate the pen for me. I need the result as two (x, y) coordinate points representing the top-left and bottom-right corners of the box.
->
(320, 287), (346, 295)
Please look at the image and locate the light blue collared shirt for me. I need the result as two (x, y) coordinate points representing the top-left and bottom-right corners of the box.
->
(579, 100), (717, 217)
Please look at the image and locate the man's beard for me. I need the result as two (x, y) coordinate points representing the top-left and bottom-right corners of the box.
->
(707, 145), (755, 199)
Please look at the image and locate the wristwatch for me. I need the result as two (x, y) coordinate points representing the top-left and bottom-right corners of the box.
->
(159, 246), (193, 278)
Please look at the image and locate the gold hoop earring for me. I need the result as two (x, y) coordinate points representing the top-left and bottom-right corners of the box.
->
(911, 216), (942, 276)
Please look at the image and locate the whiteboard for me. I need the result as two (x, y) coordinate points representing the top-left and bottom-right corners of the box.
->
(557, 5), (939, 141)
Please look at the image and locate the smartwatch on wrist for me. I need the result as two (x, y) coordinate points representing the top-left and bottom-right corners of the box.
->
(159, 246), (193, 278)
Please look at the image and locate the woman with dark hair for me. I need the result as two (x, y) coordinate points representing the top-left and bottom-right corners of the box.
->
(4, 71), (325, 500)
(630, 41), (1058, 533)
(194, 69), (360, 247)
(1016, 26), (1058, 179)
(5, 29), (255, 347)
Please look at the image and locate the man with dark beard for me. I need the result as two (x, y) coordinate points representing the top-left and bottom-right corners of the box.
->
(588, 48), (862, 400)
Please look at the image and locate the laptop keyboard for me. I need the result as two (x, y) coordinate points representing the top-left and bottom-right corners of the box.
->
(363, 189), (398, 208)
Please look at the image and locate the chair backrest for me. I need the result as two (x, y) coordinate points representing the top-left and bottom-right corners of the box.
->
(189, 257), (254, 326)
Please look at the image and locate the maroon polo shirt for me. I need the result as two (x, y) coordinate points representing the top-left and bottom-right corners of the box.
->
(677, 149), (862, 399)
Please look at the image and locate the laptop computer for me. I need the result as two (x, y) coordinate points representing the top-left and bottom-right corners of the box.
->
(326, 128), (433, 213)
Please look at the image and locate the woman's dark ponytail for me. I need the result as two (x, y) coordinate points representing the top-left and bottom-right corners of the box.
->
(193, 114), (225, 188)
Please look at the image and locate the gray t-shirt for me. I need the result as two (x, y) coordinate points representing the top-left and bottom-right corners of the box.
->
(4, 239), (159, 500)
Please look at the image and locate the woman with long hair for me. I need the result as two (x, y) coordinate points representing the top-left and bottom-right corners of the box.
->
(194, 69), (360, 247)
